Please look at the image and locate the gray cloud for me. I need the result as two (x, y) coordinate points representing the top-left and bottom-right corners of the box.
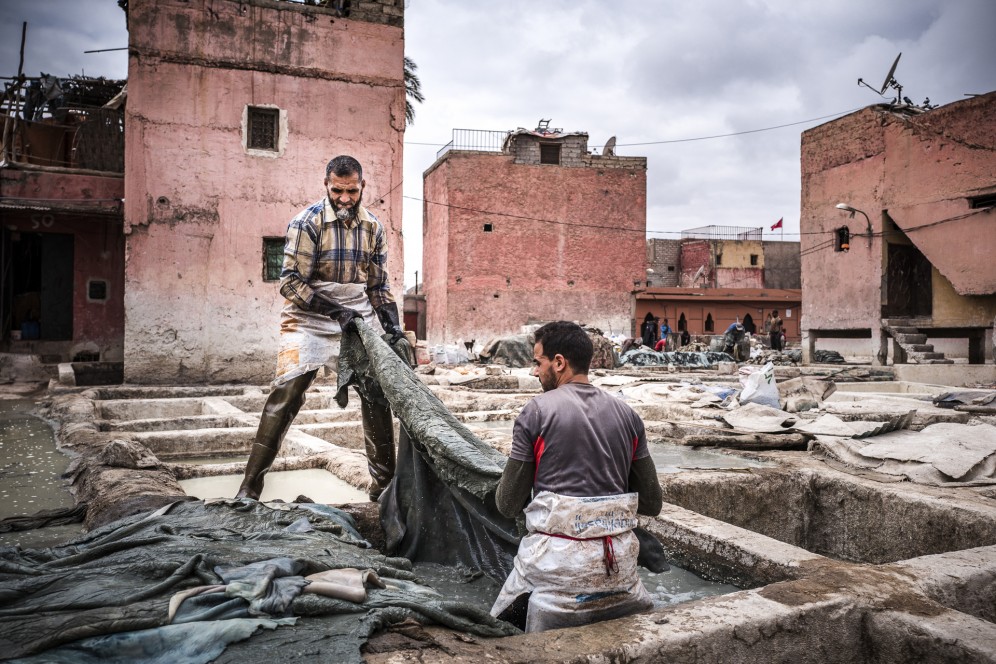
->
(3, 0), (993, 286)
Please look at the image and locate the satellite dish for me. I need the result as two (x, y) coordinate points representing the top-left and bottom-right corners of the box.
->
(602, 136), (616, 156)
(692, 265), (705, 285)
(857, 52), (903, 100)
(879, 53), (902, 94)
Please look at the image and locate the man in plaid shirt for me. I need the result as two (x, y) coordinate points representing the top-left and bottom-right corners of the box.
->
(236, 155), (405, 501)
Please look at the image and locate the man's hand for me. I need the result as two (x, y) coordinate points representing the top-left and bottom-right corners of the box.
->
(375, 303), (405, 345)
(336, 308), (362, 333)
(309, 292), (362, 332)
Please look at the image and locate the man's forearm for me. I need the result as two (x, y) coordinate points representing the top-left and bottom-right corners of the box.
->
(629, 456), (663, 516)
(495, 458), (534, 518)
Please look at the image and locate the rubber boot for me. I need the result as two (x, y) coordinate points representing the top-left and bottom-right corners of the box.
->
(235, 370), (317, 499)
(360, 395), (396, 501)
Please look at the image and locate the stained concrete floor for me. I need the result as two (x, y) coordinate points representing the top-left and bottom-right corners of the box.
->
(16, 362), (996, 662)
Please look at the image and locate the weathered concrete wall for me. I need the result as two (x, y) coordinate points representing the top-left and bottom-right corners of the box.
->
(679, 239), (713, 287)
(801, 93), (996, 339)
(1, 169), (125, 360)
(422, 150), (646, 344)
(762, 241), (802, 288)
(123, 0), (405, 383)
(646, 239), (681, 287)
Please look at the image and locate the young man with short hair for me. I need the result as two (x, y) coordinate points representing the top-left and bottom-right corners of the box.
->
(491, 321), (663, 632)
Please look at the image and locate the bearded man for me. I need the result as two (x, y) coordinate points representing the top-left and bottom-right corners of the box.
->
(236, 155), (405, 502)
(490, 321), (663, 632)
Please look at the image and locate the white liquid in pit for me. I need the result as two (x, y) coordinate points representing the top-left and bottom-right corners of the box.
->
(180, 468), (368, 504)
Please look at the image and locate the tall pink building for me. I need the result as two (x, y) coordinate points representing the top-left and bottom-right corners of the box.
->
(123, 0), (406, 383)
(422, 126), (647, 345)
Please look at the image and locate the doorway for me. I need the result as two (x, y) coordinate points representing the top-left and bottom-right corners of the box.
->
(6, 231), (74, 340)
(884, 243), (931, 318)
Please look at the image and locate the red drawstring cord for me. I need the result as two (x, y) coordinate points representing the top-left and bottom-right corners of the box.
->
(537, 532), (619, 576)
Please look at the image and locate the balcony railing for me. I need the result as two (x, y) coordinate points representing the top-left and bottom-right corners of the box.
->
(436, 128), (510, 160)
(681, 225), (764, 241)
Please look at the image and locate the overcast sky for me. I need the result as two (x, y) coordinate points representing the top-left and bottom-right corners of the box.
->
(3, 0), (994, 288)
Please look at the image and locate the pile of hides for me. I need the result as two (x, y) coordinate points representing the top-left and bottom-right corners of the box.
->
(478, 330), (616, 369)
(810, 422), (996, 486)
(0, 499), (515, 664)
(933, 390), (996, 412)
(586, 330), (618, 369)
(477, 335), (533, 368)
(339, 323), (519, 580)
(619, 348), (734, 368)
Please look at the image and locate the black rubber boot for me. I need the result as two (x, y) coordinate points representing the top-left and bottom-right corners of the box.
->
(235, 370), (317, 499)
(360, 395), (396, 501)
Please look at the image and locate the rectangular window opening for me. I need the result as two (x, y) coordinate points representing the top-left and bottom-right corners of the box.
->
(248, 107), (280, 151)
(750, 254), (759, 266)
(263, 237), (284, 281)
(667, 265), (675, 272)
(483, 223), (494, 232)
(539, 143), (561, 165)
(968, 192), (996, 209)
(715, 254), (723, 266)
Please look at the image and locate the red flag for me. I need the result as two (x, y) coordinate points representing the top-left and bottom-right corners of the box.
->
(770, 217), (783, 231)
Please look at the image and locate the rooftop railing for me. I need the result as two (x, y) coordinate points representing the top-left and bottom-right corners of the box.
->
(436, 128), (510, 160)
(681, 225), (764, 241)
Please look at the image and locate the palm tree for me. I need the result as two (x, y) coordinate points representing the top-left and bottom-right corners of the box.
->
(404, 57), (424, 126)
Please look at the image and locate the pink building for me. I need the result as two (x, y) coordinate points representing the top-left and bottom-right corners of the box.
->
(0, 77), (126, 377)
(800, 92), (996, 364)
(123, 0), (406, 383)
(422, 126), (647, 345)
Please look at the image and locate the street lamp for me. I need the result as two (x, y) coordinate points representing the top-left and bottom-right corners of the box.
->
(835, 203), (873, 246)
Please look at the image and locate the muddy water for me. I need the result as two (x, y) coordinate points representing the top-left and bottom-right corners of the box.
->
(413, 561), (740, 614)
(650, 442), (772, 473)
(0, 399), (83, 548)
(179, 468), (368, 503)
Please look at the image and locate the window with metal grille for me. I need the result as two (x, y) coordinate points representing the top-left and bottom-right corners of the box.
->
(539, 143), (561, 165)
(248, 107), (279, 151)
(263, 238), (284, 281)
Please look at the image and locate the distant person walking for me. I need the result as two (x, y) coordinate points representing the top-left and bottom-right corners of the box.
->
(640, 312), (658, 348)
(769, 310), (784, 351)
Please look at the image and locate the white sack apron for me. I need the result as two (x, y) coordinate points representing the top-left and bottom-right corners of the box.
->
(274, 281), (378, 386)
(491, 491), (652, 632)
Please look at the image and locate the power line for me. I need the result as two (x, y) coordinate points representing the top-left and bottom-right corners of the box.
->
(402, 106), (867, 149)
(615, 108), (866, 146)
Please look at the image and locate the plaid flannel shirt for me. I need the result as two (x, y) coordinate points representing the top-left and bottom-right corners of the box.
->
(279, 199), (395, 310)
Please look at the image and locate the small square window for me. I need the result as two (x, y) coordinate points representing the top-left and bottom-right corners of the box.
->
(263, 237), (284, 281)
(248, 107), (279, 151)
(539, 143), (561, 165)
(483, 223), (493, 232)
(667, 265), (675, 272)
(88, 280), (108, 301)
(750, 254), (758, 266)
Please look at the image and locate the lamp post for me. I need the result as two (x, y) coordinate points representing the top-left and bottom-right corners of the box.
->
(835, 203), (873, 247)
